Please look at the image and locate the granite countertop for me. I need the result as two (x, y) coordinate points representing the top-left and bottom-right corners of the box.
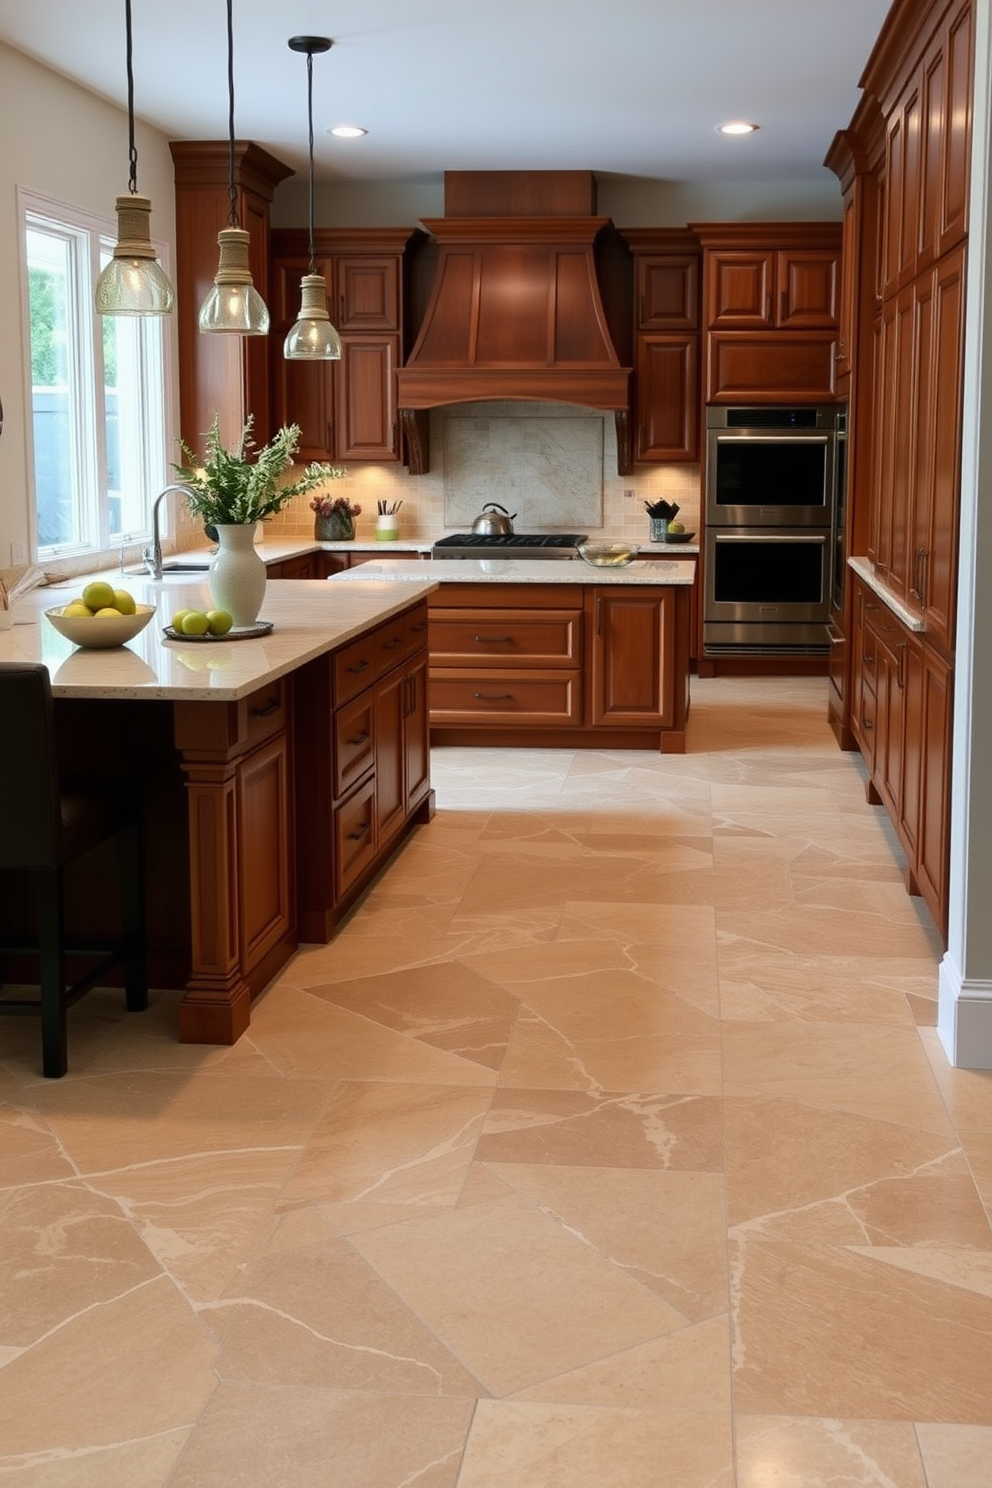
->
(327, 557), (696, 585)
(847, 557), (925, 632)
(0, 577), (437, 701)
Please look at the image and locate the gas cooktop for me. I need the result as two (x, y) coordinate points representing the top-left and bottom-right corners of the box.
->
(432, 533), (588, 559)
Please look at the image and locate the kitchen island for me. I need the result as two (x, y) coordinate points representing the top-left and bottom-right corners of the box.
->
(0, 577), (437, 1046)
(329, 557), (695, 752)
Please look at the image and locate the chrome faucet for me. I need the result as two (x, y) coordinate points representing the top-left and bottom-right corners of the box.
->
(142, 485), (194, 578)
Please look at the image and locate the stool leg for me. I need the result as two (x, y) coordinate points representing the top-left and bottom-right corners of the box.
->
(119, 821), (148, 1012)
(37, 869), (68, 1078)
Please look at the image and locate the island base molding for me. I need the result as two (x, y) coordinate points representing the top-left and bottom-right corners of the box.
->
(938, 955), (992, 1069)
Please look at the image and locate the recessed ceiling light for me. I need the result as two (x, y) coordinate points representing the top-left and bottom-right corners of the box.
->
(718, 121), (758, 136)
(329, 124), (367, 139)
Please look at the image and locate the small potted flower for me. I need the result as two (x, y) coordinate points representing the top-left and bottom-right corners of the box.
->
(311, 492), (361, 542)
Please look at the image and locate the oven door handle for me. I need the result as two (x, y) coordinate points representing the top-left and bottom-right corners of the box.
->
(713, 433), (831, 445)
(712, 533), (827, 544)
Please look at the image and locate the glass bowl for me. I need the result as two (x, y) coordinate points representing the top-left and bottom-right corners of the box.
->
(45, 603), (157, 649)
(576, 540), (640, 568)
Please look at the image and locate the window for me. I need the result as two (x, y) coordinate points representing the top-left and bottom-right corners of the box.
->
(21, 192), (170, 560)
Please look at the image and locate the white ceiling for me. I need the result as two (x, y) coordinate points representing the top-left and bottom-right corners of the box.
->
(0, 0), (892, 186)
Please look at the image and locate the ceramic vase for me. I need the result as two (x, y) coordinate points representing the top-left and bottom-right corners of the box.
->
(315, 512), (355, 541)
(209, 523), (267, 627)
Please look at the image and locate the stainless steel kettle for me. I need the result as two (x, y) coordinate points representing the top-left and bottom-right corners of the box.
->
(471, 502), (517, 536)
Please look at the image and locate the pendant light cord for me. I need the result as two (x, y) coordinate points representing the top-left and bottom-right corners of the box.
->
(125, 0), (138, 194)
(306, 49), (316, 274)
(226, 0), (239, 228)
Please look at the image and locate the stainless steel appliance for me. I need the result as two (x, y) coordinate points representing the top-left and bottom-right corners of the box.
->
(432, 533), (588, 559)
(703, 404), (841, 654)
(706, 405), (838, 528)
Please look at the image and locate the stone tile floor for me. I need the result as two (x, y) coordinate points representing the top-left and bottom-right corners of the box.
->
(2, 676), (991, 1486)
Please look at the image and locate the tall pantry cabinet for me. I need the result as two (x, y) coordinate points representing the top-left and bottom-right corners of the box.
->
(832, 0), (973, 938)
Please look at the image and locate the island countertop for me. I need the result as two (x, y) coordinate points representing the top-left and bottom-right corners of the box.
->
(0, 577), (437, 700)
(327, 557), (695, 585)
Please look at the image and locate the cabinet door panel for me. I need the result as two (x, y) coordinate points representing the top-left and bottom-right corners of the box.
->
(237, 732), (293, 971)
(637, 255), (699, 330)
(706, 251), (773, 327)
(924, 246), (965, 650)
(939, 0), (973, 256)
(374, 668), (406, 843)
(337, 256), (400, 330)
(706, 333), (837, 402)
(335, 335), (399, 461)
(777, 250), (839, 328)
(635, 336), (698, 461)
(591, 589), (674, 726)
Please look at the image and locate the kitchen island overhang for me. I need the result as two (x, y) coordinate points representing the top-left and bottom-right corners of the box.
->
(329, 557), (695, 753)
(0, 578), (438, 1051)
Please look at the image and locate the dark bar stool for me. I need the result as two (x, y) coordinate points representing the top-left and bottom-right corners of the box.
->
(0, 662), (148, 1076)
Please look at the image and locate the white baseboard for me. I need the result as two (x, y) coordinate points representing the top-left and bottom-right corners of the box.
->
(938, 952), (992, 1068)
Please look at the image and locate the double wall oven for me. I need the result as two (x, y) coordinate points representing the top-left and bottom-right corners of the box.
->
(704, 405), (841, 654)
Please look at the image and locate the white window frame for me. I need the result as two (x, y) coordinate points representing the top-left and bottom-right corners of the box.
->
(18, 187), (174, 563)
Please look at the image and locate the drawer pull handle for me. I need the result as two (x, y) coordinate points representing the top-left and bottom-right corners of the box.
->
(347, 660), (371, 675)
(347, 731), (370, 747)
(250, 698), (280, 718)
(862, 652), (874, 664)
(474, 691), (513, 701)
(347, 821), (371, 842)
(474, 634), (512, 643)
(863, 719), (873, 730)
(382, 638), (402, 650)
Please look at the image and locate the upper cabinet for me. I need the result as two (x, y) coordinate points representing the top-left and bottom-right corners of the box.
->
(622, 230), (701, 463)
(170, 142), (293, 454)
(269, 229), (420, 464)
(692, 223), (842, 403)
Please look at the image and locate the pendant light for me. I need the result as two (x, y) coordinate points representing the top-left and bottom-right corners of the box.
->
(95, 0), (175, 316)
(284, 36), (342, 361)
(198, 0), (270, 336)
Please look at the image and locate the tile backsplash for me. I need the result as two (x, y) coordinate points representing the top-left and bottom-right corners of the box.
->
(178, 400), (702, 550)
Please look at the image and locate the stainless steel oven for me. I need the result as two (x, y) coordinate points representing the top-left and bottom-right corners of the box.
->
(706, 405), (839, 529)
(703, 528), (832, 653)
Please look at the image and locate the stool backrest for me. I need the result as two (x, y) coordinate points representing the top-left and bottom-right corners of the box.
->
(0, 662), (62, 869)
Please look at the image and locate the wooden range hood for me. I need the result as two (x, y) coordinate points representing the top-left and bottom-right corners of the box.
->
(396, 175), (634, 474)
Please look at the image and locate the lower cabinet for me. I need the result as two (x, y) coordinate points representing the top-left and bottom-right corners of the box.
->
(850, 575), (952, 934)
(428, 582), (691, 750)
(295, 598), (432, 940)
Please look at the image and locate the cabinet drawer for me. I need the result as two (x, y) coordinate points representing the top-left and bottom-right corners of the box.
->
(334, 777), (376, 895)
(334, 634), (376, 705)
(429, 609), (583, 667)
(405, 601), (430, 655)
(241, 679), (288, 749)
(374, 616), (408, 675)
(334, 693), (375, 798)
(429, 669), (582, 725)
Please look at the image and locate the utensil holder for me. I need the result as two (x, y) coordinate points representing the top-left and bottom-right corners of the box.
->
(649, 517), (669, 541)
(375, 515), (400, 541)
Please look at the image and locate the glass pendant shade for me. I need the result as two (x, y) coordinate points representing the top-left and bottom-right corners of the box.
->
(284, 273), (342, 360)
(96, 195), (175, 314)
(198, 227), (270, 336)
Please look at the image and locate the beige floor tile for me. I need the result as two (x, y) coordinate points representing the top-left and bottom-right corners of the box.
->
(0, 1430), (192, 1488)
(456, 1400), (734, 1488)
(732, 1238), (992, 1421)
(276, 1080), (492, 1208)
(478, 1089), (724, 1170)
(215, 1238), (485, 1395)
(168, 1383), (474, 1488)
(511, 1315), (732, 1412)
(352, 1192), (688, 1395)
(0, 1275), (218, 1457)
(718, 943), (920, 1026)
(735, 1414), (927, 1488)
(722, 1020), (955, 1132)
(915, 1423), (992, 1488)
(725, 1095), (990, 1246)
(490, 1163), (728, 1320)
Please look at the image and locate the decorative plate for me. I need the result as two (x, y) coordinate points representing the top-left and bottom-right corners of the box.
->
(162, 620), (274, 642)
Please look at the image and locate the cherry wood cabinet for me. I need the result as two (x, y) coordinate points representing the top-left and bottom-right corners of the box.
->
(850, 573), (952, 935)
(294, 599), (432, 941)
(693, 223), (842, 403)
(427, 582), (691, 751)
(170, 142), (292, 456)
(269, 229), (417, 464)
(623, 231), (700, 463)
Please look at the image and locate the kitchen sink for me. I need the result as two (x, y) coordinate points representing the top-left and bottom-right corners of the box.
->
(160, 561), (211, 573)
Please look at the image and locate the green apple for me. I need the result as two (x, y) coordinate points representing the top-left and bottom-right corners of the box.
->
(171, 608), (193, 632)
(180, 610), (210, 636)
(206, 609), (233, 636)
(668, 520), (685, 534)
